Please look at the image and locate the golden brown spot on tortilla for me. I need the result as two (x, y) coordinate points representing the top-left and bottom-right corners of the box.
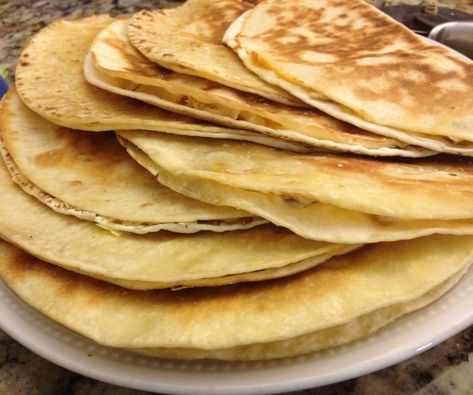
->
(69, 180), (84, 187)
(35, 148), (67, 167)
(243, 0), (260, 5)
(297, 153), (473, 191)
(250, 0), (473, 115)
(184, 0), (252, 43)
(9, 249), (37, 281)
(260, 1), (421, 60)
(33, 129), (132, 180)
(100, 37), (164, 78)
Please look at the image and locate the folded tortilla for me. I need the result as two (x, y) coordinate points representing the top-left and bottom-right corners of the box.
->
(0, 234), (471, 359)
(127, 0), (299, 105)
(118, 131), (473, 227)
(225, 0), (473, 154)
(87, 18), (430, 157)
(0, 89), (264, 234)
(13, 15), (305, 153)
(0, 155), (353, 289)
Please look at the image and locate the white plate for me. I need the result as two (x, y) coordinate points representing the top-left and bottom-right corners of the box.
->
(0, 265), (472, 395)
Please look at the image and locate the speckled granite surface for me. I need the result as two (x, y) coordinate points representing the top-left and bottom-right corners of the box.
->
(0, 1), (472, 394)
(0, 0), (182, 82)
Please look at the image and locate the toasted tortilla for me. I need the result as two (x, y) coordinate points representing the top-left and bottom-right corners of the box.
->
(127, 0), (300, 105)
(0, 89), (263, 234)
(118, 131), (473, 222)
(225, 0), (473, 151)
(13, 15), (305, 153)
(119, 131), (473, 242)
(88, 19), (431, 157)
(0, 156), (352, 289)
(0, 234), (471, 359)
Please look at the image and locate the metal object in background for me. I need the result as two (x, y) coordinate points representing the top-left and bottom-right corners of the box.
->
(380, 4), (473, 36)
(0, 77), (8, 99)
(429, 22), (473, 59)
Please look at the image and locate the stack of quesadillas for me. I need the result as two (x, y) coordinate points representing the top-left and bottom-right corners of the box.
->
(0, 0), (472, 361)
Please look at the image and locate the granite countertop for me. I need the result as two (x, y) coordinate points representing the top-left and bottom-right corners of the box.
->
(1, 1), (473, 394)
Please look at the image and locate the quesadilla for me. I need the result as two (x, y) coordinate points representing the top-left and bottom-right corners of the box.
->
(87, 18), (431, 157)
(0, 234), (471, 359)
(127, 0), (299, 105)
(225, 0), (473, 154)
(0, 157), (353, 289)
(118, 131), (473, 228)
(14, 15), (305, 153)
(0, 89), (264, 234)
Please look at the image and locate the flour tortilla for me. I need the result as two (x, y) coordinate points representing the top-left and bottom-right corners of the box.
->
(118, 131), (473, 221)
(0, 89), (262, 234)
(0, 234), (471, 359)
(84, 53), (310, 154)
(225, 3), (473, 155)
(118, 132), (473, 242)
(13, 15), (305, 155)
(156, 168), (473, 244)
(88, 19), (431, 158)
(127, 0), (301, 105)
(0, 157), (350, 289)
